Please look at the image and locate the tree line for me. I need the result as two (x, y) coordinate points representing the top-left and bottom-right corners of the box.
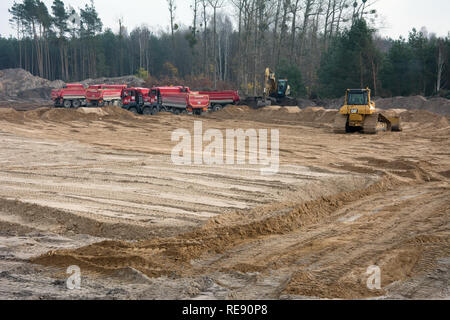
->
(1, 0), (449, 98)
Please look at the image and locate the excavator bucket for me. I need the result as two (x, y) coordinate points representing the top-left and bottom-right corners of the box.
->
(242, 97), (271, 109)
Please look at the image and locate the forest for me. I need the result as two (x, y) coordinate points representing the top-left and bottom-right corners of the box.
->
(1, 0), (449, 98)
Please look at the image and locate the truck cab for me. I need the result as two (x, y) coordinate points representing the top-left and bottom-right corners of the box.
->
(121, 88), (150, 114)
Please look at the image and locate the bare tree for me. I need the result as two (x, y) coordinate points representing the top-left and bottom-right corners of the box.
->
(191, 0), (200, 39)
(289, 0), (301, 60)
(208, 0), (225, 89)
(230, 0), (245, 86)
(298, 0), (316, 61)
(201, 0), (209, 75)
(272, 0), (282, 67)
(436, 40), (447, 92)
(167, 0), (177, 48)
(276, 0), (291, 67)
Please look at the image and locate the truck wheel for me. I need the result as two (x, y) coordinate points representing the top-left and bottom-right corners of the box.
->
(151, 106), (159, 115)
(128, 107), (138, 114)
(63, 100), (72, 108)
(173, 109), (180, 115)
(143, 107), (152, 115)
(213, 104), (223, 112)
(72, 100), (81, 108)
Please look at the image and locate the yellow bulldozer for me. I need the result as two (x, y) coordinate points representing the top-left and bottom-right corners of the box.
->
(334, 88), (402, 134)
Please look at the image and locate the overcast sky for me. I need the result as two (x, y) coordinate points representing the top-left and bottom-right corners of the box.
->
(1, 0), (449, 39)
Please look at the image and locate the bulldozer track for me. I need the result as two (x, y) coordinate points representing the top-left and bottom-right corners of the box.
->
(362, 113), (379, 134)
(333, 114), (348, 133)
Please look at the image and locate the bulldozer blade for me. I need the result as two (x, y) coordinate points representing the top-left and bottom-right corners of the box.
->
(379, 113), (402, 132)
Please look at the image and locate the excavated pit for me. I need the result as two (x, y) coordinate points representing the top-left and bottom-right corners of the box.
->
(0, 105), (449, 299)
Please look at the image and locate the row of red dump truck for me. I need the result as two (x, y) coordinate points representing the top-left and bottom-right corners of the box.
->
(51, 83), (241, 115)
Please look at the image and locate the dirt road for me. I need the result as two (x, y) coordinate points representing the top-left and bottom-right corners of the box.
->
(0, 106), (448, 299)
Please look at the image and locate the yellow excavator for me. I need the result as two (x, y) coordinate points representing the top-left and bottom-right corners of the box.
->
(264, 68), (290, 100)
(244, 68), (296, 108)
(334, 88), (402, 134)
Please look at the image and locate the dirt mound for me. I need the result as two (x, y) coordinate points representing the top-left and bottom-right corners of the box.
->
(1, 105), (447, 131)
(374, 96), (450, 115)
(211, 105), (449, 130)
(299, 107), (338, 123)
(283, 106), (301, 113)
(296, 98), (317, 109)
(0, 198), (155, 240)
(16, 86), (55, 100)
(0, 108), (25, 123)
(311, 95), (450, 115)
(1, 95), (448, 299)
(31, 176), (399, 276)
(0, 69), (64, 98)
(211, 105), (253, 119)
(0, 68), (146, 105)
(30, 161), (449, 299)
(81, 75), (145, 88)
(0, 106), (136, 123)
(395, 109), (449, 128)
(211, 105), (338, 125)
(314, 97), (345, 109)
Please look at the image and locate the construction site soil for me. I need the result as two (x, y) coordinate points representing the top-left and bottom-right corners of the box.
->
(0, 105), (448, 300)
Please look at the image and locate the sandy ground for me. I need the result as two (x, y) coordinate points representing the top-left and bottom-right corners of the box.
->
(0, 106), (449, 299)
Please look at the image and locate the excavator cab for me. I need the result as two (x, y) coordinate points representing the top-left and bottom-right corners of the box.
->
(277, 80), (290, 98)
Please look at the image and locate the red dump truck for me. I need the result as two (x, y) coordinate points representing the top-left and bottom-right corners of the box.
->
(120, 87), (151, 114)
(143, 86), (210, 115)
(198, 90), (241, 111)
(51, 84), (86, 108)
(86, 84), (128, 107)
